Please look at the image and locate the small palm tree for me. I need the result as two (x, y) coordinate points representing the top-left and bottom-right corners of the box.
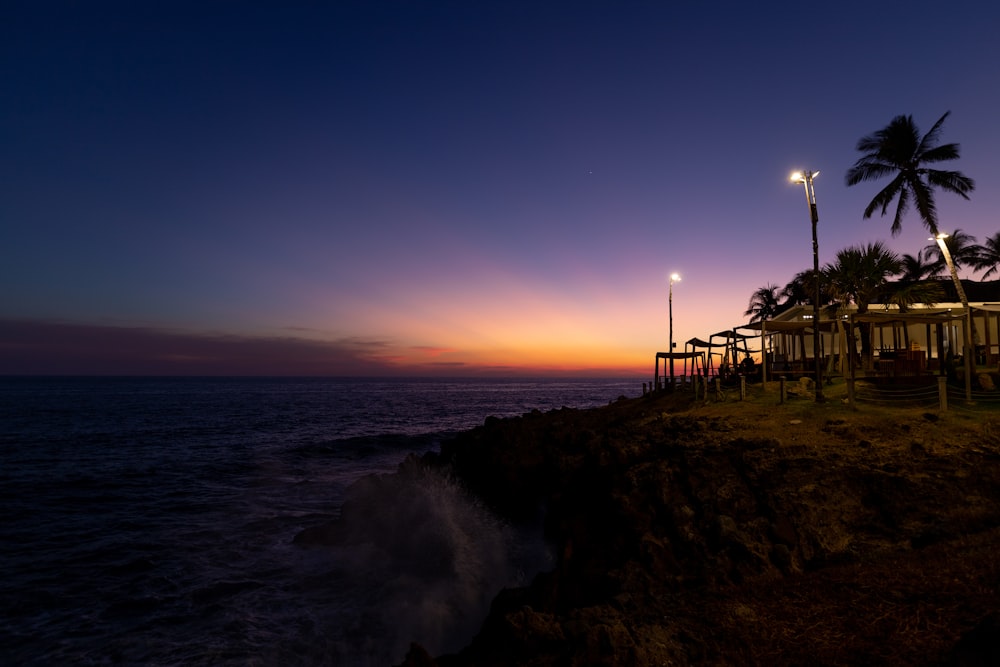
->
(898, 253), (937, 282)
(971, 231), (1000, 279)
(825, 242), (903, 313)
(744, 283), (781, 324)
(888, 280), (945, 313)
(845, 111), (975, 236)
(825, 242), (902, 359)
(781, 269), (831, 308)
(778, 270), (822, 361)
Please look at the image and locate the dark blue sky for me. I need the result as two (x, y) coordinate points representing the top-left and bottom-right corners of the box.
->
(3, 1), (999, 375)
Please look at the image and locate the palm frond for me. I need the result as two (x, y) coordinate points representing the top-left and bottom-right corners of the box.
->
(972, 231), (1000, 278)
(862, 176), (904, 219)
(909, 177), (938, 234)
(925, 169), (975, 198)
(890, 187), (911, 236)
(916, 111), (951, 155)
(889, 280), (945, 311)
(920, 143), (962, 163)
(845, 160), (897, 186)
(920, 242), (948, 275)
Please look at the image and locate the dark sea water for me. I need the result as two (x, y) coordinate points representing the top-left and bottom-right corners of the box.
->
(0, 376), (637, 666)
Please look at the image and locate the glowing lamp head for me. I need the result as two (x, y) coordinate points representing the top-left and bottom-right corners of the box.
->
(790, 170), (819, 184)
(670, 273), (681, 284)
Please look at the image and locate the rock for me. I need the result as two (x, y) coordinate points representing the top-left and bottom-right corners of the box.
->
(397, 643), (437, 667)
(383, 392), (1000, 666)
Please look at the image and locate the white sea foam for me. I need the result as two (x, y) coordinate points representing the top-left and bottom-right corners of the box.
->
(324, 461), (552, 661)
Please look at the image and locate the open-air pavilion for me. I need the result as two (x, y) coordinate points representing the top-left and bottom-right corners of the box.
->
(699, 330), (759, 378)
(849, 309), (966, 377)
(652, 350), (706, 390)
(739, 307), (971, 382)
(651, 285), (1000, 392)
(738, 318), (838, 383)
(652, 332), (762, 390)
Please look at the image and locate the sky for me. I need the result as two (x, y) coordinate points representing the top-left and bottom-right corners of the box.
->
(2, 0), (999, 377)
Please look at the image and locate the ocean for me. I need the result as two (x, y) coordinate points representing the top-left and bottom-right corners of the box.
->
(0, 376), (637, 666)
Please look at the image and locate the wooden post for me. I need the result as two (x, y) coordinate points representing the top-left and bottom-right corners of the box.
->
(739, 377), (746, 401)
(938, 376), (948, 412)
(984, 311), (992, 365)
(761, 321), (768, 386)
(779, 377), (786, 404)
(846, 377), (855, 410)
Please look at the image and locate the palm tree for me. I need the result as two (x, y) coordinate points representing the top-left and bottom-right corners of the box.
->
(846, 111), (977, 346)
(824, 242), (902, 360)
(781, 269), (832, 308)
(776, 270), (817, 362)
(845, 111), (975, 236)
(898, 253), (937, 282)
(921, 229), (980, 279)
(971, 231), (1000, 279)
(744, 283), (781, 323)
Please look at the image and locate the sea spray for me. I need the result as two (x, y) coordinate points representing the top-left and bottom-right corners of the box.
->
(306, 456), (553, 662)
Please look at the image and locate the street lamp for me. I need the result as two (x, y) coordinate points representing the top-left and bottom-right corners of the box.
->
(931, 232), (973, 401)
(791, 170), (825, 402)
(669, 273), (680, 391)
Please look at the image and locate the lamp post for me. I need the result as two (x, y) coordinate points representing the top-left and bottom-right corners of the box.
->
(791, 170), (825, 402)
(669, 272), (680, 391)
(931, 232), (973, 402)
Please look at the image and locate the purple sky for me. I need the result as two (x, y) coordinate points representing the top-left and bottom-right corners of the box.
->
(3, 1), (999, 376)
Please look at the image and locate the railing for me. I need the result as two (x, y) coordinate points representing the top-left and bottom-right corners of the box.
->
(849, 378), (942, 410)
(645, 370), (1000, 414)
(946, 383), (1000, 412)
(848, 376), (1000, 412)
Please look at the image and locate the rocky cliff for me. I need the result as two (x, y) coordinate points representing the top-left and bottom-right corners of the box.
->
(394, 390), (1000, 665)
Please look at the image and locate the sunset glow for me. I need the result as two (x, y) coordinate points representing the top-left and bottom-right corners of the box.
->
(2, 2), (999, 376)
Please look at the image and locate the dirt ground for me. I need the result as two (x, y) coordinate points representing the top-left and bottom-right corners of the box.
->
(657, 383), (1000, 665)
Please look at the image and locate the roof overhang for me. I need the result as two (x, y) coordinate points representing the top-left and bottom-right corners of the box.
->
(850, 310), (964, 325)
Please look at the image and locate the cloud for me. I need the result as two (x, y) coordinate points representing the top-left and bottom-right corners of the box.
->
(0, 319), (650, 377)
(411, 345), (457, 357)
(0, 319), (404, 376)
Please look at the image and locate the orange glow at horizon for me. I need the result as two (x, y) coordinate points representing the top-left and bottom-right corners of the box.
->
(308, 260), (757, 377)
